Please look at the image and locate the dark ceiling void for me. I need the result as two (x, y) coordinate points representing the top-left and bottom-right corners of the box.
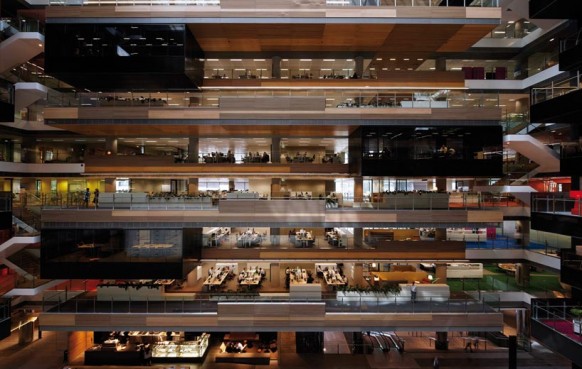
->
(529, 0), (582, 19)
(44, 23), (203, 91)
(559, 43), (582, 72)
(531, 89), (582, 124)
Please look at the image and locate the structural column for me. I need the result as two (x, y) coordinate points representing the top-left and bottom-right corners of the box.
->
(354, 56), (364, 78)
(271, 178), (282, 199)
(353, 228), (363, 249)
(435, 57), (447, 72)
(570, 126), (581, 190)
(354, 176), (363, 203)
(272, 56), (282, 79)
(271, 228), (280, 246)
(104, 178), (115, 193)
(270, 264), (281, 288)
(435, 263), (447, 284)
(514, 19), (525, 38)
(325, 180), (336, 196)
(516, 219), (530, 246)
(105, 138), (117, 155)
(435, 228), (447, 241)
(188, 178), (199, 194)
(435, 331), (448, 350)
(187, 137), (199, 163)
(271, 137), (281, 163)
(352, 263), (364, 286)
(277, 332), (295, 366)
(435, 178), (447, 192)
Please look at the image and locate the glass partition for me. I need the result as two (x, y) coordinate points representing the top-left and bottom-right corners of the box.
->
(46, 89), (510, 111)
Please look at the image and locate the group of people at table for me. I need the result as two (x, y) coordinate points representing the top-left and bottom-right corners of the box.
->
(317, 265), (347, 286)
(236, 228), (265, 248)
(242, 152), (270, 163)
(204, 265), (266, 290)
(284, 265), (346, 288)
(289, 228), (315, 248)
(202, 151), (236, 163)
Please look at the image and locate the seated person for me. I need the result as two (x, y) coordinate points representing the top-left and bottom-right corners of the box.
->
(261, 152), (270, 163)
(439, 144), (447, 153)
(226, 342), (236, 353)
(236, 341), (246, 352)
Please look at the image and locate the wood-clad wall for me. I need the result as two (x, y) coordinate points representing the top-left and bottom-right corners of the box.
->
(202, 243), (466, 260)
(205, 71), (465, 89)
(45, 3), (499, 19)
(40, 310), (503, 332)
(219, 199), (325, 214)
(68, 331), (94, 364)
(219, 96), (326, 111)
(44, 106), (502, 123)
(41, 208), (502, 227)
(83, 161), (349, 175)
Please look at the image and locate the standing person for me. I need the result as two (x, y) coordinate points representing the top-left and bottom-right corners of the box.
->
(433, 356), (440, 369)
(410, 281), (417, 302)
(83, 188), (90, 207)
(93, 188), (99, 207)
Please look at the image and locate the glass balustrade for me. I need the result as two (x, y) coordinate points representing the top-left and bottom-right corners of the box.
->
(531, 193), (582, 217)
(38, 191), (525, 211)
(46, 0), (499, 7)
(531, 71), (580, 105)
(42, 292), (500, 315)
(46, 89), (509, 110)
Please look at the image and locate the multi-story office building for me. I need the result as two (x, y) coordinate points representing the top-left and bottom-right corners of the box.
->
(1, 0), (581, 367)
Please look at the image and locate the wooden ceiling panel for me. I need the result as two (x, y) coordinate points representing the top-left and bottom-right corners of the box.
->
(379, 24), (463, 52)
(48, 124), (356, 138)
(437, 24), (497, 52)
(189, 24), (395, 52)
(189, 23), (492, 54)
(320, 24), (394, 50)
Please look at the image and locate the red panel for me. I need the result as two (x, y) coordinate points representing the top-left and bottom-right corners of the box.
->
(472, 67), (485, 80)
(495, 67), (507, 80)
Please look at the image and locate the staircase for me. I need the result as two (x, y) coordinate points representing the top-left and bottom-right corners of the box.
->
(14, 82), (47, 111)
(504, 134), (560, 178)
(0, 32), (45, 74)
(3, 248), (55, 291)
(13, 194), (42, 232)
(473, 185), (536, 206)
(7, 248), (40, 280)
(12, 215), (38, 235)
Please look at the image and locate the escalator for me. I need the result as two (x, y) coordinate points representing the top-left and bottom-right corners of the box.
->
(383, 331), (404, 353)
(369, 331), (395, 352)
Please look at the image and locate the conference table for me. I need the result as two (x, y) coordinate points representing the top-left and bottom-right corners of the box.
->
(294, 231), (315, 248)
(203, 271), (229, 291)
(323, 270), (346, 286)
(290, 269), (308, 284)
(239, 275), (261, 286)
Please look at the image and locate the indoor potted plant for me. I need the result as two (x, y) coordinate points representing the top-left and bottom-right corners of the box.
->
(571, 307), (582, 335)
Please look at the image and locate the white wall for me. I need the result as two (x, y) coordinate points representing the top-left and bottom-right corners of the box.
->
(248, 178), (271, 197)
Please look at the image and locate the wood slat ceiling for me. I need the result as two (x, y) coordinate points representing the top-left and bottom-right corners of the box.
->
(47, 124), (357, 138)
(188, 23), (494, 55)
